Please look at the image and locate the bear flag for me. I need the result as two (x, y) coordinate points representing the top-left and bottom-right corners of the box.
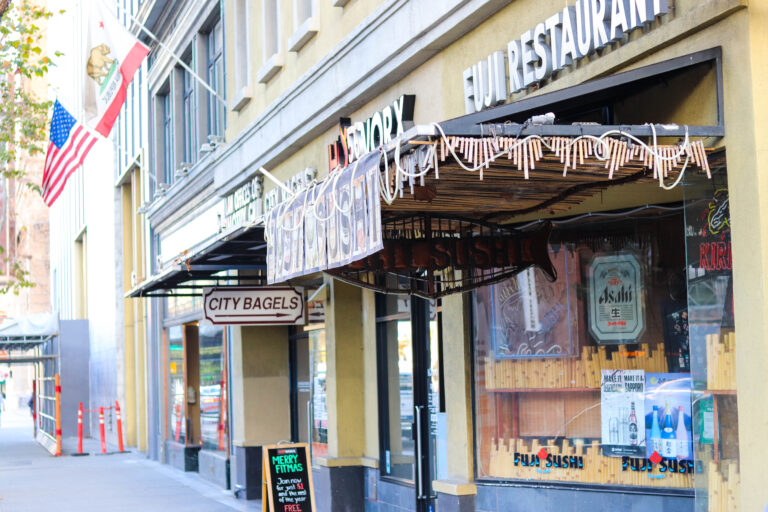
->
(84, 3), (149, 137)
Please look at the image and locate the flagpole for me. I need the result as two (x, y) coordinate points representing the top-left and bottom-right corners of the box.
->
(103, 0), (227, 107)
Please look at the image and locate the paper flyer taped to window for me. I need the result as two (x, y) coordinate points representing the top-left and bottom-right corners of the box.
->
(601, 369), (646, 457)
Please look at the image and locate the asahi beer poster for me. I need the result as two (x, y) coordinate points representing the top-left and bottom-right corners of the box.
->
(588, 252), (645, 344)
(601, 370), (646, 457)
(266, 152), (383, 284)
(644, 373), (693, 461)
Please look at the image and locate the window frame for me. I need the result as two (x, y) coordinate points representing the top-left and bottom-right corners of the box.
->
(375, 294), (445, 487)
(375, 293), (413, 485)
(257, 0), (284, 83)
(160, 90), (174, 186)
(466, 230), (697, 497)
(231, 0), (252, 110)
(206, 18), (225, 138)
(181, 59), (197, 166)
(287, 0), (319, 53)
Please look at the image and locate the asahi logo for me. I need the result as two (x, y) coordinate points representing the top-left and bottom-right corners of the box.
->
(599, 282), (634, 304)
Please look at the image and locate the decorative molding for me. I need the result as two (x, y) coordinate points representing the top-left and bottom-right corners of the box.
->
(432, 480), (477, 496)
(288, 16), (320, 52)
(313, 456), (378, 468)
(230, 86), (253, 112)
(212, 0), (510, 197)
(256, 52), (285, 84)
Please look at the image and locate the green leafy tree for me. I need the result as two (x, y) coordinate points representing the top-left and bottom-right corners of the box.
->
(0, 1), (59, 294)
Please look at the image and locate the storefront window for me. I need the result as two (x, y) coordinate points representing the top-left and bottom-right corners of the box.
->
(377, 295), (442, 482)
(683, 169), (740, 511)
(309, 326), (327, 459)
(165, 294), (202, 318)
(473, 207), (698, 489)
(199, 325), (226, 451)
(379, 295), (415, 481)
(168, 325), (185, 444)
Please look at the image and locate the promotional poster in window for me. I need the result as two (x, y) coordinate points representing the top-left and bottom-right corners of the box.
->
(601, 369), (646, 457)
(644, 373), (693, 461)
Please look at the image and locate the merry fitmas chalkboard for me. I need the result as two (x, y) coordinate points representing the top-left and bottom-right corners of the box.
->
(263, 443), (316, 512)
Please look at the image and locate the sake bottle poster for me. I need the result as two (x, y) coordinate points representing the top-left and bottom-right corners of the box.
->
(644, 373), (693, 461)
(600, 369), (646, 457)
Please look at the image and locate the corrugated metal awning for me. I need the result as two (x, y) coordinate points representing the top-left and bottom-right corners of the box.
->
(0, 313), (58, 352)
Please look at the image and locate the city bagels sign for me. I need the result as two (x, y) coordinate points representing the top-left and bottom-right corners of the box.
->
(462, 0), (669, 114)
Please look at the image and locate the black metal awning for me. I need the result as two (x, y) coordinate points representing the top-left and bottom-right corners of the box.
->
(127, 224), (268, 298)
(439, 46), (724, 139)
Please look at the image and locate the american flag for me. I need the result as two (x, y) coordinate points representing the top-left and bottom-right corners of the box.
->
(41, 101), (99, 206)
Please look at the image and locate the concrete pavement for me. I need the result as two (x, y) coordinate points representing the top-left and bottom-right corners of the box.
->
(0, 410), (260, 512)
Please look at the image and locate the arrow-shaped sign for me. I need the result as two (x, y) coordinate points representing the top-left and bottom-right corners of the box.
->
(217, 313), (291, 318)
(203, 287), (305, 326)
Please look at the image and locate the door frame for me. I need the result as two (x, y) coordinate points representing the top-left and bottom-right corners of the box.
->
(375, 294), (439, 512)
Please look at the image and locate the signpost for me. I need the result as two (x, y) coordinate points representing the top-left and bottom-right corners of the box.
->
(202, 287), (305, 326)
(262, 443), (316, 512)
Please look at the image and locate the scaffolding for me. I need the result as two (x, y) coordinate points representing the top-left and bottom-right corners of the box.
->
(0, 313), (61, 455)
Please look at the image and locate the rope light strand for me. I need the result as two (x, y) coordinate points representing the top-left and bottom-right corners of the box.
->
(266, 123), (709, 239)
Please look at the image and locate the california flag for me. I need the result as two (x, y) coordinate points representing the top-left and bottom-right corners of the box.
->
(84, 3), (149, 137)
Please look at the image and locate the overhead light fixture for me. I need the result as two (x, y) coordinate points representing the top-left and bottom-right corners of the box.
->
(199, 143), (214, 154)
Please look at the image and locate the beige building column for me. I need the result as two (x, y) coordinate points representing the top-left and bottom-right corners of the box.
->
(229, 325), (291, 446)
(432, 292), (476, 497)
(730, 6), (768, 511)
(321, 277), (366, 465)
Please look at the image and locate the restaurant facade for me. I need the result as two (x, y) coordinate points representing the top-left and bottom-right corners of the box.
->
(126, 1), (768, 511)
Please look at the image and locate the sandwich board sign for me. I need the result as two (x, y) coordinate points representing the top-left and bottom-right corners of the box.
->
(262, 443), (315, 512)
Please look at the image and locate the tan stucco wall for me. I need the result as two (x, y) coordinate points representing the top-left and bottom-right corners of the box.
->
(224, 0), (386, 138)
(230, 325), (291, 445)
(324, 278), (365, 459)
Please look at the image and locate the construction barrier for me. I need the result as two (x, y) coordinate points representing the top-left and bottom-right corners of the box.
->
(31, 380), (36, 437)
(71, 403), (130, 456)
(98, 407), (107, 455)
(72, 402), (89, 456)
(54, 375), (61, 457)
(114, 401), (127, 453)
(174, 403), (182, 443)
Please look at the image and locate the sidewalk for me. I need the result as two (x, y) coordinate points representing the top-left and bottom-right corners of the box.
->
(0, 410), (261, 512)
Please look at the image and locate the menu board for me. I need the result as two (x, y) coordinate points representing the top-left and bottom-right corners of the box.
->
(263, 443), (315, 512)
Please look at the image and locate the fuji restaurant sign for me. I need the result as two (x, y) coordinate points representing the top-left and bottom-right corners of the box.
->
(463, 0), (669, 113)
(203, 287), (305, 325)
